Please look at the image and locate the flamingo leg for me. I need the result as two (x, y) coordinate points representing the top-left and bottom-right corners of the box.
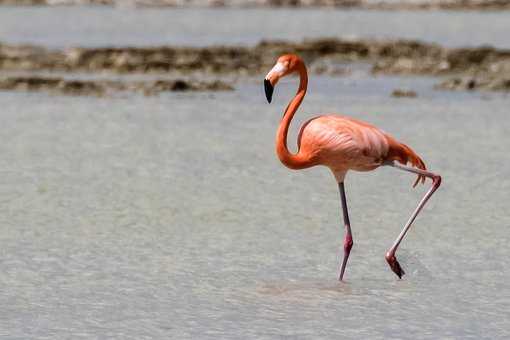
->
(384, 162), (442, 278)
(338, 182), (353, 281)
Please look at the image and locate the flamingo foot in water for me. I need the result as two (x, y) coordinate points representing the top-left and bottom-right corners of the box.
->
(386, 253), (405, 279)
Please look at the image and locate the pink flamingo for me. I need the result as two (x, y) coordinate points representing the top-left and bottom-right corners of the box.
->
(264, 54), (441, 280)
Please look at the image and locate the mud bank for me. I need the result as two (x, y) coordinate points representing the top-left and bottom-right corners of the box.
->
(0, 76), (233, 96)
(391, 89), (417, 97)
(1, 0), (510, 10)
(372, 46), (510, 76)
(2, 38), (510, 76)
(2, 39), (510, 75)
(436, 76), (510, 91)
(3, 39), (510, 92)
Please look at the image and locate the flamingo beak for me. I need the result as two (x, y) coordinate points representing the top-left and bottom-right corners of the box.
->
(264, 79), (274, 103)
(264, 62), (286, 103)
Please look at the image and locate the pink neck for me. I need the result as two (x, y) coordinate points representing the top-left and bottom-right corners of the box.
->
(275, 63), (312, 170)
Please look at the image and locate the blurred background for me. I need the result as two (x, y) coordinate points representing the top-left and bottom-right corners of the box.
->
(1, 1), (509, 339)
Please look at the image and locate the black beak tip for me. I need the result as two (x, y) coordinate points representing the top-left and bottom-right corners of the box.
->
(264, 79), (273, 103)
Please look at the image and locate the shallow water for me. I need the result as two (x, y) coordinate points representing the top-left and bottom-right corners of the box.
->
(0, 7), (510, 48)
(1, 6), (510, 340)
(1, 74), (509, 338)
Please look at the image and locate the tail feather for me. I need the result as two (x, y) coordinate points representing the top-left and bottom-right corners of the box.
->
(385, 137), (427, 187)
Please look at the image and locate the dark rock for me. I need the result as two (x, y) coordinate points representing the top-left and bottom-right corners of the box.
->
(0, 76), (234, 96)
(436, 76), (510, 91)
(391, 89), (417, 98)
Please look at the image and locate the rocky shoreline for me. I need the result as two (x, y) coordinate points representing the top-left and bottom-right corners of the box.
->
(436, 76), (510, 91)
(1, 38), (510, 94)
(1, 0), (510, 10)
(3, 39), (510, 76)
(0, 76), (233, 96)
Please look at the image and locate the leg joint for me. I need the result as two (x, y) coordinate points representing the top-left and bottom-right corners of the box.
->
(385, 251), (395, 262)
(432, 175), (442, 188)
(344, 234), (353, 252)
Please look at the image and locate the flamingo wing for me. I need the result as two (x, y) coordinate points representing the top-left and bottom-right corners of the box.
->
(297, 115), (426, 185)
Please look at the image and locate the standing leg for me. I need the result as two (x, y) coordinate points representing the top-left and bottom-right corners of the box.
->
(338, 182), (353, 281)
(385, 162), (442, 278)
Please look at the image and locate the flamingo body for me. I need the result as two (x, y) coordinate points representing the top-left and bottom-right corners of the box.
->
(297, 115), (390, 182)
(264, 54), (440, 280)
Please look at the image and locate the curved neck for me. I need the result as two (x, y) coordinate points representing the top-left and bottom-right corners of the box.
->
(275, 63), (311, 169)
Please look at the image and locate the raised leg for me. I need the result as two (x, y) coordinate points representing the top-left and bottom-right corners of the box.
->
(338, 182), (353, 281)
(384, 162), (442, 278)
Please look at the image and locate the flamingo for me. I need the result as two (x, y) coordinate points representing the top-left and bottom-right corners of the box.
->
(264, 54), (441, 280)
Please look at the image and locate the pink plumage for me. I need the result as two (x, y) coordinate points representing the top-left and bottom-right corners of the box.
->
(298, 115), (390, 182)
(264, 54), (441, 281)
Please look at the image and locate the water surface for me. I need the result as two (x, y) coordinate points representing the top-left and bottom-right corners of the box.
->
(0, 6), (509, 339)
(0, 7), (509, 48)
(0, 75), (509, 338)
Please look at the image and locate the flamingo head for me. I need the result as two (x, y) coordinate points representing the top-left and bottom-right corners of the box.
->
(264, 54), (301, 103)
